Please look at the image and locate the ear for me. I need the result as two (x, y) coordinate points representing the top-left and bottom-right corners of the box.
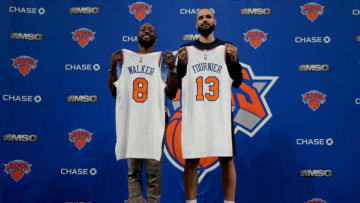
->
(214, 18), (217, 26)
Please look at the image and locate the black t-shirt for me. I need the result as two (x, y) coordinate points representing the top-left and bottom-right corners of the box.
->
(177, 38), (243, 89)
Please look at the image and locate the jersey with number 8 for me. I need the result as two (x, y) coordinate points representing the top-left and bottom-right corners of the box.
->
(182, 45), (233, 158)
(114, 49), (165, 161)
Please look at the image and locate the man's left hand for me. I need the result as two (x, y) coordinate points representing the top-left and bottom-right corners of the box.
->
(163, 50), (175, 70)
(225, 43), (238, 62)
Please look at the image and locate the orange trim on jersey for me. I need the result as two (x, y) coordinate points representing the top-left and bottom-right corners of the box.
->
(191, 45), (219, 52)
(158, 51), (162, 66)
(185, 47), (189, 64)
(224, 45), (227, 62)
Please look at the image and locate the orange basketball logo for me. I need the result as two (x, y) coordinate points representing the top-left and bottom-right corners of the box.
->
(302, 90), (326, 111)
(4, 160), (32, 182)
(129, 2), (152, 21)
(301, 2), (324, 22)
(68, 129), (93, 150)
(243, 29), (268, 49)
(12, 56), (38, 76)
(72, 28), (96, 48)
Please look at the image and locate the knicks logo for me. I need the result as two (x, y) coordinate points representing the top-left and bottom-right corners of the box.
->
(68, 129), (93, 150)
(72, 28), (95, 48)
(4, 160), (32, 182)
(165, 59), (277, 181)
(302, 90), (326, 111)
(129, 2), (152, 21)
(301, 2), (324, 22)
(12, 56), (38, 76)
(231, 62), (278, 137)
(243, 29), (268, 49)
(306, 198), (327, 203)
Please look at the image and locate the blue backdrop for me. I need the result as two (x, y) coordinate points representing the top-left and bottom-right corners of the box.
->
(1, 0), (360, 203)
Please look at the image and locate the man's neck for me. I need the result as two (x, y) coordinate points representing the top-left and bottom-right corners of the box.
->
(199, 33), (215, 44)
(138, 46), (154, 53)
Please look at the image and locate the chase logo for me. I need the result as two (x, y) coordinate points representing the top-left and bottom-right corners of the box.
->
(3, 95), (42, 103)
(68, 129), (93, 150)
(305, 198), (327, 203)
(302, 90), (326, 111)
(296, 138), (333, 146)
(9, 7), (45, 15)
(243, 29), (268, 49)
(165, 60), (277, 182)
(4, 160), (32, 182)
(301, 2), (324, 22)
(295, 36), (331, 44)
(122, 36), (138, 42)
(129, 2), (152, 21)
(179, 8), (215, 15)
(65, 64), (100, 71)
(61, 168), (97, 176)
(72, 28), (95, 48)
(12, 56), (38, 76)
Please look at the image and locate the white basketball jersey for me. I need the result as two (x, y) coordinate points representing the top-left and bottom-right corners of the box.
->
(114, 49), (165, 161)
(181, 45), (233, 158)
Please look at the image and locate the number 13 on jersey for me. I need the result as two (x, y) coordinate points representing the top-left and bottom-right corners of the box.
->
(196, 76), (219, 101)
(133, 78), (148, 102)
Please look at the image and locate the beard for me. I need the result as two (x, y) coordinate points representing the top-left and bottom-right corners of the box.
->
(138, 36), (155, 48)
(198, 24), (215, 37)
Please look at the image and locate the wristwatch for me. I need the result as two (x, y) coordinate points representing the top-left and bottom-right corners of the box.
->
(169, 68), (177, 74)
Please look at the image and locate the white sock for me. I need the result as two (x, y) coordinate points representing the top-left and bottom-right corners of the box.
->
(224, 201), (235, 203)
(186, 200), (197, 203)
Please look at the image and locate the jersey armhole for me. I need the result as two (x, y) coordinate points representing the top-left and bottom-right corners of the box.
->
(158, 51), (162, 67)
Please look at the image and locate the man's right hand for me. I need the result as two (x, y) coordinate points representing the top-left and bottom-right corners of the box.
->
(177, 47), (187, 66)
(110, 50), (122, 71)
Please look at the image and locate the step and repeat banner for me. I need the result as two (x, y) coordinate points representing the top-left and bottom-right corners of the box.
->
(1, 0), (360, 202)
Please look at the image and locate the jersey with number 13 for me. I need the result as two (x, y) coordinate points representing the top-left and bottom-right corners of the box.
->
(182, 45), (233, 158)
(114, 49), (165, 161)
